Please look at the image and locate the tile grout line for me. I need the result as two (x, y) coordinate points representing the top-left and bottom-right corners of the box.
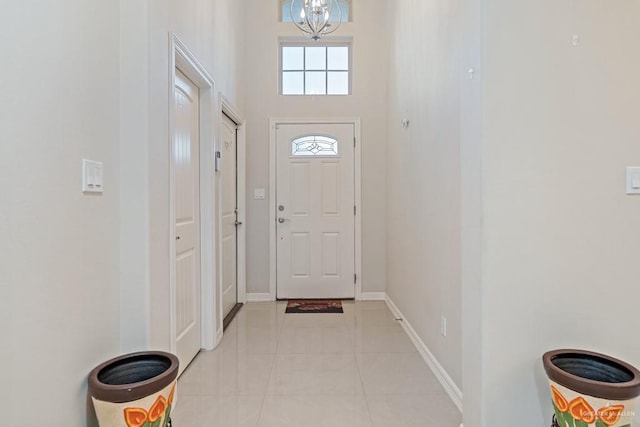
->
(251, 303), (283, 427)
(176, 301), (459, 426)
(354, 348), (377, 426)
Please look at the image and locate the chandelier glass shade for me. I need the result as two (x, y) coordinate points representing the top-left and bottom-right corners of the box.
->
(290, 0), (343, 41)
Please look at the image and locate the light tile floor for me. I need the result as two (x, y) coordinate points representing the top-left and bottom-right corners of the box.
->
(172, 301), (461, 427)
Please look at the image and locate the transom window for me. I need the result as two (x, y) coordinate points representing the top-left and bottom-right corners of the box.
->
(280, 0), (351, 23)
(291, 135), (339, 156)
(281, 43), (351, 95)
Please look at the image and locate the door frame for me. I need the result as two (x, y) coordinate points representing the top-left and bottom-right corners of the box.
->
(269, 118), (362, 300)
(169, 34), (217, 355)
(218, 95), (247, 317)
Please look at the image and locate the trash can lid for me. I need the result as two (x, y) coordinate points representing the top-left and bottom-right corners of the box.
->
(543, 349), (640, 401)
(88, 351), (179, 403)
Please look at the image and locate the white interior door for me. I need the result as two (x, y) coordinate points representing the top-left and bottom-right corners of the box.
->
(221, 114), (238, 317)
(276, 123), (355, 299)
(173, 69), (201, 372)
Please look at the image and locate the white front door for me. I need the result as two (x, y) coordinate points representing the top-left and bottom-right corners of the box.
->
(173, 69), (201, 373)
(221, 114), (238, 317)
(276, 123), (355, 299)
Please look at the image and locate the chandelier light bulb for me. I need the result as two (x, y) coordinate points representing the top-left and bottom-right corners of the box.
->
(290, 0), (343, 41)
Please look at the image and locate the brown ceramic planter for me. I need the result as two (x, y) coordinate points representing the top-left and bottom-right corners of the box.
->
(543, 349), (640, 427)
(88, 351), (179, 427)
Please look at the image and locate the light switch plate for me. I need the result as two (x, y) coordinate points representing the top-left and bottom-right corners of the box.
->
(626, 167), (640, 195)
(254, 188), (266, 200)
(82, 159), (104, 193)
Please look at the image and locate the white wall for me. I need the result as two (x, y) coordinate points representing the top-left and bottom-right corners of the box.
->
(121, 0), (247, 351)
(120, 0), (152, 353)
(243, 0), (388, 296)
(459, 0), (484, 422)
(473, 1), (640, 425)
(385, 2), (640, 424)
(0, 0), (246, 423)
(0, 1), (121, 425)
(385, 0), (464, 389)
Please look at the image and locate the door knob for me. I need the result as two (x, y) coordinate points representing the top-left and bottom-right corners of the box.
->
(278, 217), (286, 223)
(235, 220), (243, 226)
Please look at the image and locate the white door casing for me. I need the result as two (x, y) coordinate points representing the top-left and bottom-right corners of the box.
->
(172, 69), (202, 372)
(169, 35), (217, 362)
(275, 123), (356, 299)
(221, 114), (238, 317)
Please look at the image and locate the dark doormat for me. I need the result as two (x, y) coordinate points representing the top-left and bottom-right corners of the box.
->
(285, 299), (343, 313)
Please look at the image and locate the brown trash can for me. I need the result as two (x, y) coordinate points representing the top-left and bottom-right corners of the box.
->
(543, 349), (640, 427)
(88, 351), (179, 427)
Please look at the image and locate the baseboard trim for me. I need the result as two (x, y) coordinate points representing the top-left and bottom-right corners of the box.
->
(215, 326), (223, 347)
(246, 292), (387, 302)
(359, 292), (386, 301)
(246, 293), (273, 302)
(384, 294), (463, 413)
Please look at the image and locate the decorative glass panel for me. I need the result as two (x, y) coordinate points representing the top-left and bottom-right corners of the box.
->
(292, 135), (339, 156)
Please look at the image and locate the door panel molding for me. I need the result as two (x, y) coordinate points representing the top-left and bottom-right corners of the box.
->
(169, 34), (217, 366)
(220, 95), (246, 310)
(220, 114), (238, 317)
(269, 118), (362, 300)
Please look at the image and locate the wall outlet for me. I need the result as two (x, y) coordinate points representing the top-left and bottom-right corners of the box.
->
(441, 315), (447, 337)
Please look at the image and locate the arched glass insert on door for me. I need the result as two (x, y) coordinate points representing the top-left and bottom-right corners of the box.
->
(291, 135), (339, 156)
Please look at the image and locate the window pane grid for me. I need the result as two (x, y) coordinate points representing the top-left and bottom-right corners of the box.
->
(281, 45), (350, 95)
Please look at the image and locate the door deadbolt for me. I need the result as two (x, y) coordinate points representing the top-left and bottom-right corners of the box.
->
(278, 205), (285, 211)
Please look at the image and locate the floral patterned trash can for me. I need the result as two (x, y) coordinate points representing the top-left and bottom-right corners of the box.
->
(543, 349), (640, 427)
(88, 351), (179, 427)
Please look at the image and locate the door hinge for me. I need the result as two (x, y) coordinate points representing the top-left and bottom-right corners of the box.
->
(354, 205), (356, 216)
(354, 274), (357, 284)
(353, 137), (356, 148)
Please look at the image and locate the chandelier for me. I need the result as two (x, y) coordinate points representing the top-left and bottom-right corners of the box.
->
(290, 0), (343, 41)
